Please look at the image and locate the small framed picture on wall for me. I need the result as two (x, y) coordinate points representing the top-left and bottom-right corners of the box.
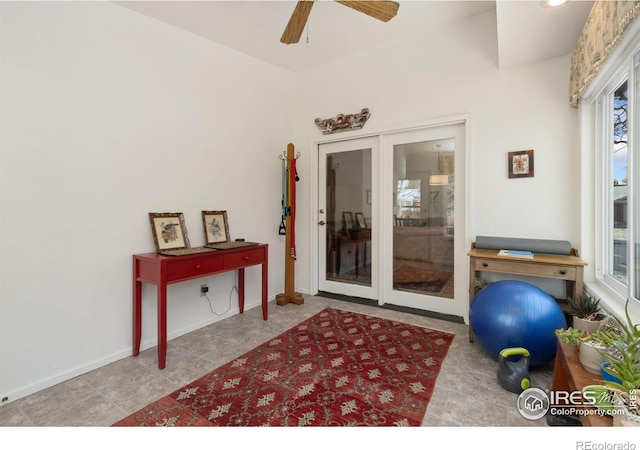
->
(508, 149), (534, 178)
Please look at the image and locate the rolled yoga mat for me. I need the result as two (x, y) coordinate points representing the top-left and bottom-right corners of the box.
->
(475, 236), (572, 255)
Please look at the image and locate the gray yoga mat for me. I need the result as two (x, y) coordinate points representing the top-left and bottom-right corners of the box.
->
(475, 236), (572, 255)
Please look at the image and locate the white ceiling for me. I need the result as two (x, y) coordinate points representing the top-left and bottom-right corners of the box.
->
(116, 0), (594, 72)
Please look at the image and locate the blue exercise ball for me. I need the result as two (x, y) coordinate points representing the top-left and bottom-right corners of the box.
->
(469, 280), (566, 367)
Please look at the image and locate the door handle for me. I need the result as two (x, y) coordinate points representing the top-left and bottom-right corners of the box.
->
(319, 221), (326, 226)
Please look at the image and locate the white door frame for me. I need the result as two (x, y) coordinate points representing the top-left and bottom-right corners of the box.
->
(309, 115), (473, 323)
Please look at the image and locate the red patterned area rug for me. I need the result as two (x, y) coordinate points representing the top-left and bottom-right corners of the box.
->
(113, 307), (454, 427)
(392, 266), (451, 293)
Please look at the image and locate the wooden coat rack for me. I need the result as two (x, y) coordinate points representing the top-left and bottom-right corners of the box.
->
(276, 143), (304, 306)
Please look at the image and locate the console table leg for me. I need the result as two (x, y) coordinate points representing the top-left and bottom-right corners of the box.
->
(238, 268), (245, 313)
(157, 283), (167, 370)
(133, 279), (142, 356)
(262, 261), (268, 320)
(468, 264), (476, 342)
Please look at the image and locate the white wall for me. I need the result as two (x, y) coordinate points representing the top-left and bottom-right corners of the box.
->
(0, 2), (294, 402)
(292, 10), (580, 296)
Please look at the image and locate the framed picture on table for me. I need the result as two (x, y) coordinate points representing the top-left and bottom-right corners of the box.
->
(202, 210), (231, 244)
(149, 212), (190, 252)
(343, 211), (354, 230)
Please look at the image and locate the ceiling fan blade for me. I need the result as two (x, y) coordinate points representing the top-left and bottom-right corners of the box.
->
(280, 1), (315, 45)
(335, 1), (399, 22)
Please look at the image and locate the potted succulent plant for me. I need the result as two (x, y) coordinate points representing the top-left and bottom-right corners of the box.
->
(579, 330), (612, 374)
(567, 293), (609, 333)
(577, 324), (622, 374)
(555, 327), (586, 346)
(600, 301), (640, 426)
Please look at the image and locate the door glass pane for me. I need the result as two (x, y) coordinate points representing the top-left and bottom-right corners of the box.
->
(611, 80), (628, 286)
(325, 149), (372, 287)
(392, 139), (454, 298)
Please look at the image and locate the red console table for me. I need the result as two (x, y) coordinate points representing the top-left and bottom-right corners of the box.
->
(132, 244), (268, 369)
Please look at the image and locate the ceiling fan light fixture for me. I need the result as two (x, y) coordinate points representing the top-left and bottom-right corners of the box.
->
(429, 174), (449, 186)
(540, 0), (567, 8)
(429, 144), (449, 186)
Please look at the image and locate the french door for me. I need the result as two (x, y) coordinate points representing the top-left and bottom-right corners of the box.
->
(317, 122), (467, 319)
(381, 124), (466, 318)
(318, 137), (378, 300)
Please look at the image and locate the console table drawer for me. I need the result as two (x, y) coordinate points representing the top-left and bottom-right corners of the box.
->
(224, 248), (265, 270)
(166, 256), (224, 281)
(474, 259), (577, 280)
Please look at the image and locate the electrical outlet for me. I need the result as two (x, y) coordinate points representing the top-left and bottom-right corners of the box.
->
(200, 284), (209, 297)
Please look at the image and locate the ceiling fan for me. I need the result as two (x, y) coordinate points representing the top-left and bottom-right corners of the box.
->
(280, 1), (400, 45)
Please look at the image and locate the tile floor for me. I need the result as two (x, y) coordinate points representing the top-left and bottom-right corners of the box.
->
(0, 294), (555, 427)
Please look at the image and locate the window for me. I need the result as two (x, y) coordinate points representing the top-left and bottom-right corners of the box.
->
(593, 49), (639, 305)
(611, 80), (628, 286)
(395, 179), (421, 220)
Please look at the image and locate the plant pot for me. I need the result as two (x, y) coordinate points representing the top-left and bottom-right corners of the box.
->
(600, 362), (622, 384)
(579, 340), (606, 374)
(572, 315), (609, 333)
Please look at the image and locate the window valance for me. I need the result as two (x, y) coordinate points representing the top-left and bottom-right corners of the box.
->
(569, 0), (640, 108)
